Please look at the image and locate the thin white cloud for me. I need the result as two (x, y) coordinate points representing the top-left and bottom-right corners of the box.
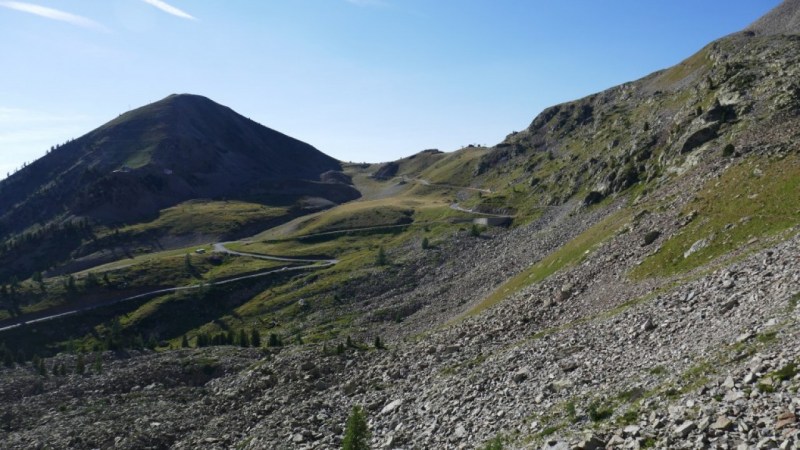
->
(141, 0), (196, 20)
(0, 1), (108, 31)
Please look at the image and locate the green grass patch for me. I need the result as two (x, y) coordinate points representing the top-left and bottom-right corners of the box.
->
(648, 365), (668, 376)
(632, 154), (800, 279)
(587, 399), (614, 422)
(119, 200), (288, 237)
(653, 46), (712, 89)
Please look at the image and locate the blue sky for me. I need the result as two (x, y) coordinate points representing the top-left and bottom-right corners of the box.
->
(0, 0), (782, 177)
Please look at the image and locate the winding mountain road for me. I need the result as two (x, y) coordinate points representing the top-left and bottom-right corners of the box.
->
(397, 176), (493, 194)
(0, 188), (517, 333)
(0, 243), (337, 333)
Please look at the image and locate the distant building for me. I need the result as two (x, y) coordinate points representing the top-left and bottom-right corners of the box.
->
(473, 217), (512, 227)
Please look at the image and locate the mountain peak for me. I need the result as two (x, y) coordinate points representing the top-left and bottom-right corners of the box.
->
(745, 0), (800, 35)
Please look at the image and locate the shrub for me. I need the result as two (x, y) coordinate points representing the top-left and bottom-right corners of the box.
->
(773, 361), (797, 381)
(722, 143), (735, 157)
(587, 400), (614, 422)
(642, 230), (661, 246)
(421, 237), (430, 250)
(565, 400), (578, 423)
(482, 436), (504, 450)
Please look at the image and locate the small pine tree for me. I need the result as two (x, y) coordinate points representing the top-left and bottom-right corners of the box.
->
(250, 329), (261, 348)
(146, 335), (158, 350)
(132, 334), (145, 350)
(336, 343), (345, 355)
(181, 335), (190, 348)
(32, 355), (46, 376)
(92, 352), (102, 374)
(376, 247), (387, 266)
(184, 254), (193, 273)
(470, 223), (481, 237)
(346, 336), (354, 348)
(84, 272), (99, 289)
(66, 275), (77, 295)
(374, 336), (384, 350)
(342, 405), (370, 450)
(268, 333), (282, 347)
(32, 271), (45, 292)
(102, 272), (111, 285)
(75, 353), (85, 375)
(238, 329), (249, 347)
(421, 237), (429, 250)
(1, 344), (14, 367)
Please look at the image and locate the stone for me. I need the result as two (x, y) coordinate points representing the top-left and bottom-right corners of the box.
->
(719, 298), (740, 314)
(624, 425), (641, 436)
(454, 424), (467, 439)
(577, 434), (605, 450)
(442, 345), (461, 354)
(674, 421), (697, 438)
(541, 440), (570, 450)
(684, 238), (709, 258)
(775, 412), (796, 430)
(724, 390), (745, 402)
(513, 368), (530, 383)
(606, 435), (626, 446)
(381, 399), (403, 415)
(559, 359), (579, 373)
(723, 375), (736, 389)
(711, 416), (733, 431)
